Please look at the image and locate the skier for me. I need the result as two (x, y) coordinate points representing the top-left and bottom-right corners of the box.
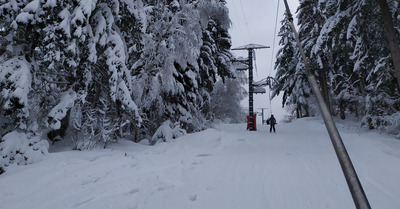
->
(269, 115), (276, 133)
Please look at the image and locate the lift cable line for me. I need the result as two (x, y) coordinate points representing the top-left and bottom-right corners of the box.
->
(263, 0), (281, 116)
(281, 1), (371, 208)
(232, 44), (270, 131)
(230, 1), (247, 44)
(269, 0), (280, 77)
(239, 0), (253, 43)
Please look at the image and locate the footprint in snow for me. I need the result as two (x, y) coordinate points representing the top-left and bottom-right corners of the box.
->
(128, 189), (140, 195)
(189, 195), (197, 201)
(196, 153), (212, 157)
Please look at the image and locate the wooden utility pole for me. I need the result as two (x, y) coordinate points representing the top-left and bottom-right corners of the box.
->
(375, 0), (400, 89)
(282, 0), (371, 208)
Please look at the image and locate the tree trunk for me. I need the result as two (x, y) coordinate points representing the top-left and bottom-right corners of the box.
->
(375, 0), (400, 90)
(358, 70), (367, 119)
(304, 105), (310, 117)
(355, 106), (359, 119)
(320, 67), (331, 114)
(296, 106), (301, 118)
(339, 102), (346, 120)
(134, 125), (140, 143)
(358, 71), (367, 98)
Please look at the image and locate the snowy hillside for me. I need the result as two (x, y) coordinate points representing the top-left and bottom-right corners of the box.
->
(1, 117), (400, 209)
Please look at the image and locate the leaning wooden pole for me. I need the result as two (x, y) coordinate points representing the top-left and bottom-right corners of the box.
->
(281, 1), (371, 208)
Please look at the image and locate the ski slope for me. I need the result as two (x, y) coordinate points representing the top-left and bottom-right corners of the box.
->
(1, 117), (400, 209)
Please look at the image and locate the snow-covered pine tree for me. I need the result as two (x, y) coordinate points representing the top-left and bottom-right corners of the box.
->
(132, 0), (237, 142)
(352, 0), (400, 131)
(1, 0), (143, 149)
(374, 0), (400, 89)
(0, 57), (32, 135)
(37, 1), (81, 143)
(210, 78), (246, 123)
(0, 0), (43, 135)
(272, 15), (300, 117)
(0, 0), (50, 172)
(276, 1), (316, 118)
(315, 0), (358, 119)
(197, 0), (240, 122)
(132, 1), (202, 140)
(69, 0), (143, 148)
(308, 0), (334, 115)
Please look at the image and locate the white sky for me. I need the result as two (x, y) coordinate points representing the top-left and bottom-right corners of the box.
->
(226, 0), (299, 123)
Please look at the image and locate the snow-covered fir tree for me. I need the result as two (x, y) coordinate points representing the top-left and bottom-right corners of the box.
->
(210, 77), (246, 123)
(132, 0), (239, 142)
(198, 2), (240, 123)
(352, 0), (400, 130)
(273, 9), (314, 118)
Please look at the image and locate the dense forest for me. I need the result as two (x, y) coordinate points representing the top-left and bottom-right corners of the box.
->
(273, 0), (400, 136)
(0, 0), (247, 172)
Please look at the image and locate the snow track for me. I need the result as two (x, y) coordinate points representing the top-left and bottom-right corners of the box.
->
(1, 117), (400, 209)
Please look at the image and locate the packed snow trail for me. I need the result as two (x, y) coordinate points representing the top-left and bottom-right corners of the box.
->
(1, 117), (400, 209)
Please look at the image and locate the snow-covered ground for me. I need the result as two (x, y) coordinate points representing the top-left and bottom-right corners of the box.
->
(1, 117), (400, 209)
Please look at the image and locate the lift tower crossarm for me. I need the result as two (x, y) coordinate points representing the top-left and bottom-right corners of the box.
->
(232, 44), (270, 50)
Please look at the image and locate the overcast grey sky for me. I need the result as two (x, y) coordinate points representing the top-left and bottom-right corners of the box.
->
(226, 0), (300, 122)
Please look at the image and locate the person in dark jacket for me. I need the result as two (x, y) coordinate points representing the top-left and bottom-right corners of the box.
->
(269, 115), (276, 133)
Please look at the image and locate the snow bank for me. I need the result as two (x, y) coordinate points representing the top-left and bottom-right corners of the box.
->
(151, 120), (186, 145)
(0, 131), (49, 174)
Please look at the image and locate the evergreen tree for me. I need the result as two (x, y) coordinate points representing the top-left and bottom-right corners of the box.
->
(273, 15), (300, 116)
(210, 77), (246, 123)
(316, 0), (357, 119)
(275, 2), (316, 118)
(0, 0), (143, 148)
(198, 17), (238, 121)
(132, 0), (238, 141)
(132, 1), (202, 139)
(0, 0), (45, 135)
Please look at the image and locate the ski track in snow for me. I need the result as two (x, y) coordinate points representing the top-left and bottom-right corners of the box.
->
(1, 117), (400, 209)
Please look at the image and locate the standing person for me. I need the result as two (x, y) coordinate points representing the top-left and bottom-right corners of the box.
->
(269, 115), (276, 133)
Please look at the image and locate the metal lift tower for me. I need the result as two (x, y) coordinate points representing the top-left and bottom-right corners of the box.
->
(232, 44), (269, 131)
